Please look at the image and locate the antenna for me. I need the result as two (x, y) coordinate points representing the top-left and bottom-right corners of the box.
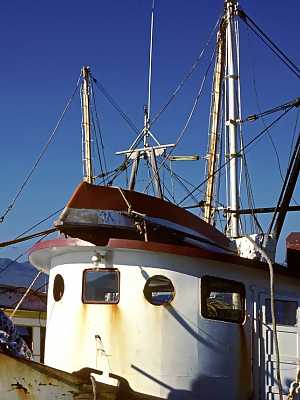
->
(147, 0), (155, 124)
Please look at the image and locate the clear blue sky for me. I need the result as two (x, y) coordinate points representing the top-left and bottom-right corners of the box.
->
(0, 0), (299, 263)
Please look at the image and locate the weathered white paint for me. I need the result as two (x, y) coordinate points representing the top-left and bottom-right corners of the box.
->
(30, 241), (300, 399)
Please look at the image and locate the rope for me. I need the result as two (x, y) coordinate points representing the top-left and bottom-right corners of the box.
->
(10, 271), (42, 319)
(0, 76), (81, 223)
(117, 187), (148, 241)
(246, 235), (283, 400)
(0, 227), (58, 249)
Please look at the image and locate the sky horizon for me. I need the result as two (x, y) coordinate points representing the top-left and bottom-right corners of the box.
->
(0, 0), (299, 264)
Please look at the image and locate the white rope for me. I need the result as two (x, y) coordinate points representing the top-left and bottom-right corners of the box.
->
(246, 236), (283, 400)
(10, 271), (42, 319)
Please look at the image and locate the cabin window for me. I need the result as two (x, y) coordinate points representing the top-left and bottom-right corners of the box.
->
(265, 299), (297, 326)
(53, 274), (64, 301)
(82, 268), (120, 304)
(201, 276), (245, 323)
(144, 275), (175, 306)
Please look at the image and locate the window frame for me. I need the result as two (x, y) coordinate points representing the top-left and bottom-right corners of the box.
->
(53, 273), (65, 302)
(82, 267), (120, 305)
(143, 274), (175, 306)
(201, 275), (246, 324)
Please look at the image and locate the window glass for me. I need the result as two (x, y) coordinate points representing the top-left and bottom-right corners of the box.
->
(82, 269), (120, 304)
(265, 299), (297, 326)
(201, 276), (245, 323)
(144, 275), (175, 306)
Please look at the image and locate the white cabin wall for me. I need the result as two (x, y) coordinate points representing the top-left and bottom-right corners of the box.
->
(37, 244), (300, 399)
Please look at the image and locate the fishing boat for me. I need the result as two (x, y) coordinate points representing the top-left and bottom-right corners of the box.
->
(1, 0), (300, 399)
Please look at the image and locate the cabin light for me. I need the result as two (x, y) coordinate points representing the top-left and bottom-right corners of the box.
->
(91, 251), (106, 266)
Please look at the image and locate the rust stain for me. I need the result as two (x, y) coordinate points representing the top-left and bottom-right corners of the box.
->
(11, 382), (30, 400)
(11, 382), (29, 393)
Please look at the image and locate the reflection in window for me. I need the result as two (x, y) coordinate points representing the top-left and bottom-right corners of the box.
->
(265, 299), (297, 326)
(201, 276), (245, 323)
(82, 269), (120, 304)
(144, 275), (175, 306)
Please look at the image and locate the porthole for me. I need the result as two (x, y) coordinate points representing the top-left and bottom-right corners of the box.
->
(53, 274), (64, 302)
(143, 275), (175, 306)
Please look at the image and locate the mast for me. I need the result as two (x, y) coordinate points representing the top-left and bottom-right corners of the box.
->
(81, 66), (93, 184)
(225, 0), (240, 238)
(203, 19), (226, 224)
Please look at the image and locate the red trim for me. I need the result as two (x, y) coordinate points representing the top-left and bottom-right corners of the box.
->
(61, 182), (231, 248)
(28, 237), (92, 255)
(29, 236), (257, 267)
(107, 238), (259, 266)
(29, 236), (300, 279)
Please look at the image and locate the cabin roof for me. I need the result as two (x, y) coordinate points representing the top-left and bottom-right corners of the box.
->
(29, 236), (300, 281)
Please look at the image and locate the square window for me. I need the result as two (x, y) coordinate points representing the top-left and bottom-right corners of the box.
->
(82, 268), (120, 304)
(201, 276), (245, 324)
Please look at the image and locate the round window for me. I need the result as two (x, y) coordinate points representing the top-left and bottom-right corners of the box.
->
(53, 274), (64, 302)
(143, 275), (175, 306)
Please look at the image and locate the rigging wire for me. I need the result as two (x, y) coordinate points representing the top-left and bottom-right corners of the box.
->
(91, 16), (221, 188)
(90, 79), (108, 178)
(0, 254), (25, 277)
(245, 23), (300, 210)
(0, 229), (55, 277)
(150, 17), (221, 127)
(0, 228), (58, 249)
(178, 106), (295, 206)
(239, 10), (300, 80)
(162, 162), (200, 206)
(91, 76), (140, 135)
(0, 75), (81, 224)
(143, 46), (217, 195)
(14, 208), (63, 240)
(90, 111), (105, 183)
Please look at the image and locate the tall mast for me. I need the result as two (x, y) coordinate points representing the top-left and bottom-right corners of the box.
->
(225, 0), (240, 237)
(81, 66), (93, 184)
(203, 19), (226, 224)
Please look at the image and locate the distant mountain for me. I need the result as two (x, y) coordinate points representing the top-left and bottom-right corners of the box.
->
(0, 258), (48, 292)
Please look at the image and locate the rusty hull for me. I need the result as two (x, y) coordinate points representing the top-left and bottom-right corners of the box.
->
(0, 352), (96, 399)
(0, 352), (163, 400)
